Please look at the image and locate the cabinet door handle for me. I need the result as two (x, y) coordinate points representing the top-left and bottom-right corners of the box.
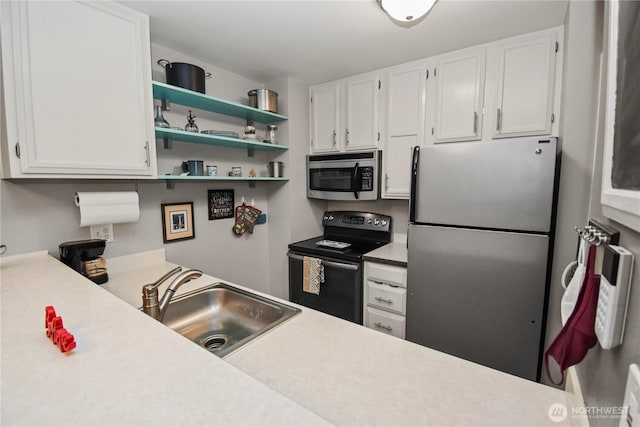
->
(374, 297), (393, 304)
(374, 322), (393, 332)
(345, 129), (350, 145)
(385, 174), (389, 191)
(473, 111), (478, 134)
(496, 108), (502, 131)
(332, 130), (337, 146)
(144, 141), (150, 166)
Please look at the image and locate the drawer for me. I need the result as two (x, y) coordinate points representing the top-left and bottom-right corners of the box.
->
(367, 262), (407, 286)
(366, 306), (405, 339)
(366, 280), (406, 314)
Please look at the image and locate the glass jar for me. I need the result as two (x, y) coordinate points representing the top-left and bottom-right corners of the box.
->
(266, 124), (278, 144)
(154, 105), (170, 128)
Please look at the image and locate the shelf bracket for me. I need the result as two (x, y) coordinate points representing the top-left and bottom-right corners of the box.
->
(247, 148), (255, 157)
(165, 180), (176, 190)
(161, 99), (171, 111)
(163, 137), (173, 150)
(248, 181), (256, 188)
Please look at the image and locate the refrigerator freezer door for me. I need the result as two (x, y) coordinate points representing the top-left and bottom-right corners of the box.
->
(406, 224), (549, 381)
(414, 137), (557, 232)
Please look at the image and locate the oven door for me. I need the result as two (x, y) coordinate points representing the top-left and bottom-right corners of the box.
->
(288, 251), (363, 324)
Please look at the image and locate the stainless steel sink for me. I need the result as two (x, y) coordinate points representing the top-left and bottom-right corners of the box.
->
(161, 282), (301, 357)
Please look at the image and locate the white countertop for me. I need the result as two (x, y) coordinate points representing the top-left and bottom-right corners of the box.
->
(1, 249), (574, 426)
(363, 241), (408, 266)
(0, 251), (329, 426)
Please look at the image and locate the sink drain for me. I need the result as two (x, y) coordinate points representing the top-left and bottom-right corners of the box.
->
(200, 334), (228, 352)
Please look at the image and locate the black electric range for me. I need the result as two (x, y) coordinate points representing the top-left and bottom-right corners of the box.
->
(287, 211), (393, 324)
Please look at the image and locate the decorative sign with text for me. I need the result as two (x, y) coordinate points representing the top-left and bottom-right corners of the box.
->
(208, 189), (234, 220)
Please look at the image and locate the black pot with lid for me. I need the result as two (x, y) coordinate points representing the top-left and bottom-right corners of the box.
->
(157, 59), (212, 94)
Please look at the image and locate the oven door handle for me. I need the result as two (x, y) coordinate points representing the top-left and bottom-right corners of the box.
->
(287, 252), (360, 271)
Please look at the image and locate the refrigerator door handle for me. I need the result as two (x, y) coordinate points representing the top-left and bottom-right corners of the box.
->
(409, 146), (420, 223)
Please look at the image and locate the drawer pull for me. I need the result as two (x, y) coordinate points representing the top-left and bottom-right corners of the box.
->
(374, 322), (392, 331)
(374, 297), (393, 304)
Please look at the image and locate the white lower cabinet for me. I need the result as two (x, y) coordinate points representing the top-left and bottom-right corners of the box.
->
(366, 307), (406, 339)
(363, 261), (407, 339)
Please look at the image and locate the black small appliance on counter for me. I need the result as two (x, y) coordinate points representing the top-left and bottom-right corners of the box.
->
(59, 239), (108, 284)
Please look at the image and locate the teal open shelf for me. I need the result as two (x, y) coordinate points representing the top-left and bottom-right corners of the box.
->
(155, 127), (288, 151)
(159, 174), (288, 189)
(160, 175), (288, 182)
(152, 81), (288, 125)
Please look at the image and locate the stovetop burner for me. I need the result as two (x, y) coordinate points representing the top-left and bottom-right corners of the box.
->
(288, 211), (393, 262)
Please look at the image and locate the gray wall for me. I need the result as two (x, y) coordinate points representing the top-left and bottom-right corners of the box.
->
(577, 2), (640, 425)
(543, 2), (640, 425)
(543, 0), (603, 383)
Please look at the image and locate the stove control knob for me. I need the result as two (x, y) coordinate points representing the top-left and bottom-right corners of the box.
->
(368, 219), (373, 224)
(323, 216), (329, 221)
(374, 219), (380, 225)
(381, 220), (388, 226)
(328, 215), (334, 221)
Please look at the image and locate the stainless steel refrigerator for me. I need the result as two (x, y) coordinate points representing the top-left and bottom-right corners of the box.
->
(406, 136), (559, 381)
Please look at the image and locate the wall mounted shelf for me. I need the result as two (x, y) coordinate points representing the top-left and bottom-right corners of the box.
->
(152, 81), (288, 125)
(155, 127), (288, 155)
(160, 174), (289, 189)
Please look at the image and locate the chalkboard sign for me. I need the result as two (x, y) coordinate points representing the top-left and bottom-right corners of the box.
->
(612, 0), (640, 190)
(208, 190), (234, 220)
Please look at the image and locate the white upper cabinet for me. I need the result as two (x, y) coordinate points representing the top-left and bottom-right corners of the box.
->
(487, 29), (560, 138)
(310, 71), (380, 153)
(430, 48), (485, 143)
(310, 81), (341, 153)
(344, 72), (380, 151)
(380, 61), (427, 199)
(1, 1), (156, 178)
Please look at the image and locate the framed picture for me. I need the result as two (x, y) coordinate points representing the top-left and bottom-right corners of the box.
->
(161, 202), (195, 243)
(208, 189), (234, 220)
(601, 0), (640, 232)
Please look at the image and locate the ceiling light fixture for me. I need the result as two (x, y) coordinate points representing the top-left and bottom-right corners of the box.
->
(378, 0), (437, 23)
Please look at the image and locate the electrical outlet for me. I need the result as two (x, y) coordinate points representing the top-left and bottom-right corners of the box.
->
(621, 364), (640, 427)
(90, 224), (114, 242)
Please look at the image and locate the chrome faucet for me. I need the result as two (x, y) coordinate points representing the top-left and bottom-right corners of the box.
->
(142, 267), (203, 322)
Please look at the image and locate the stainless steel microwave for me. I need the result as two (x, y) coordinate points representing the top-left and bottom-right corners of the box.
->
(306, 151), (381, 201)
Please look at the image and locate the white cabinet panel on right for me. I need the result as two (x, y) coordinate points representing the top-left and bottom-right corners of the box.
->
(487, 28), (561, 139)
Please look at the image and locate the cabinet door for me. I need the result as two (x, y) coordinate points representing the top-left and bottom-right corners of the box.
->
(344, 72), (379, 151)
(492, 31), (557, 138)
(432, 49), (485, 143)
(310, 82), (341, 153)
(381, 62), (426, 199)
(1, 1), (156, 178)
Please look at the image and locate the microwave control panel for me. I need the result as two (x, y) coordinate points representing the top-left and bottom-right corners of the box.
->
(359, 167), (374, 191)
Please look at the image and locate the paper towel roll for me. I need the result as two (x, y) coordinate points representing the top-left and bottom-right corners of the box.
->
(75, 192), (140, 227)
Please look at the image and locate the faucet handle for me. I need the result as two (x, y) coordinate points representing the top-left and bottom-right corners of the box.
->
(144, 266), (182, 291)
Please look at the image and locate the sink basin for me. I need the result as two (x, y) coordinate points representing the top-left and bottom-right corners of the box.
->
(161, 282), (301, 357)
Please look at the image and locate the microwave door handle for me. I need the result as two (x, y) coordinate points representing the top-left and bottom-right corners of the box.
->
(353, 162), (360, 200)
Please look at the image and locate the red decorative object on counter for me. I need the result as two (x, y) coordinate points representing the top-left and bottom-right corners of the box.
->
(44, 306), (76, 353)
